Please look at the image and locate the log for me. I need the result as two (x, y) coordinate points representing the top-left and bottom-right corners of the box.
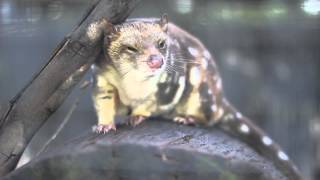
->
(1, 120), (287, 180)
(0, 0), (140, 176)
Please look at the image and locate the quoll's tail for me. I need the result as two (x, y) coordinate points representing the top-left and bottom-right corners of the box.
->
(215, 99), (303, 180)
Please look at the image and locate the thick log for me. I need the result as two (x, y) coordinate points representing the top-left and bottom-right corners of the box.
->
(0, 0), (140, 176)
(2, 120), (287, 180)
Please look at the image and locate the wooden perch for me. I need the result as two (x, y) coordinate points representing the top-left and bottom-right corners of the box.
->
(1, 120), (288, 180)
(0, 0), (140, 176)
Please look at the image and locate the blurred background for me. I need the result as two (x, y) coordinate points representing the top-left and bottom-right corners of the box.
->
(0, 0), (319, 179)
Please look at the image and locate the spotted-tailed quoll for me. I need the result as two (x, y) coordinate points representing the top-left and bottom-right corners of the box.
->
(91, 14), (303, 180)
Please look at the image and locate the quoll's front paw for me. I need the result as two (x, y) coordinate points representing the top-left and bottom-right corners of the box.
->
(92, 124), (116, 134)
(128, 115), (147, 127)
(173, 116), (196, 125)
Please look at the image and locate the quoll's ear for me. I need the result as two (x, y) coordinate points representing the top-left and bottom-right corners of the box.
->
(100, 17), (116, 38)
(100, 17), (117, 49)
(160, 14), (168, 32)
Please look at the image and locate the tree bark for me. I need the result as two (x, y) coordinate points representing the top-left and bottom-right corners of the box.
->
(1, 120), (287, 180)
(0, 0), (140, 176)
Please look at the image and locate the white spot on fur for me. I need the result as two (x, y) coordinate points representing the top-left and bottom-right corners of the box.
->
(164, 87), (171, 94)
(278, 151), (289, 161)
(217, 107), (224, 117)
(91, 64), (96, 71)
(179, 76), (185, 84)
(188, 47), (199, 57)
(262, 136), (273, 146)
(239, 124), (250, 134)
(189, 67), (201, 85)
(204, 50), (211, 59)
(235, 112), (243, 119)
(173, 39), (180, 47)
(170, 55), (175, 65)
(223, 113), (234, 121)
(159, 76), (186, 111)
(216, 78), (222, 90)
(213, 76), (218, 81)
(208, 89), (212, 95)
(201, 58), (208, 69)
(211, 104), (217, 112)
(91, 64), (100, 74)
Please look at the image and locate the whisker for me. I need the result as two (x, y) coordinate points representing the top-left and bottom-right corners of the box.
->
(169, 52), (201, 64)
(167, 63), (187, 70)
(167, 63), (185, 70)
(173, 60), (201, 65)
(116, 65), (133, 78)
(165, 67), (175, 74)
(166, 64), (185, 74)
(173, 56), (199, 62)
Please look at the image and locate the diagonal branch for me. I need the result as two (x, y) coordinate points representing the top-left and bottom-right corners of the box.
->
(0, 0), (140, 176)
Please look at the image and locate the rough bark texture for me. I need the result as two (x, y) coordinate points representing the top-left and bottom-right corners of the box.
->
(1, 120), (287, 180)
(0, 0), (140, 176)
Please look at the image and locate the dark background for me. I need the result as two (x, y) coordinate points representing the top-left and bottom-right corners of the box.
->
(0, 0), (319, 179)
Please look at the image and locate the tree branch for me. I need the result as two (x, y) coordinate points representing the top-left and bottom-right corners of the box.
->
(0, 0), (140, 176)
(1, 120), (288, 180)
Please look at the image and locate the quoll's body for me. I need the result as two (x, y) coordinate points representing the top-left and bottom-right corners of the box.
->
(92, 16), (302, 179)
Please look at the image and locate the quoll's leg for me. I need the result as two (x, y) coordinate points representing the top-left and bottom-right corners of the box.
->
(128, 115), (147, 127)
(173, 116), (196, 125)
(174, 66), (207, 125)
(129, 103), (152, 126)
(93, 124), (116, 134)
(92, 74), (126, 133)
(174, 90), (206, 125)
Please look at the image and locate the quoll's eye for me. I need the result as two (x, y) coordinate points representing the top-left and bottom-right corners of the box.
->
(158, 40), (166, 49)
(126, 46), (138, 53)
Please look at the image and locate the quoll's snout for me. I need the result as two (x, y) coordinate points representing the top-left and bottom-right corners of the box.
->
(147, 54), (163, 69)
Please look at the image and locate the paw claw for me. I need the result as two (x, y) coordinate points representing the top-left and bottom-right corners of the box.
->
(92, 124), (116, 134)
(173, 116), (196, 125)
(129, 115), (146, 127)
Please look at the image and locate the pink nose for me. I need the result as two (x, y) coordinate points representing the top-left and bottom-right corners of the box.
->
(147, 55), (163, 69)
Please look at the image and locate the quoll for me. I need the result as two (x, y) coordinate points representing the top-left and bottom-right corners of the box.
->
(91, 15), (302, 180)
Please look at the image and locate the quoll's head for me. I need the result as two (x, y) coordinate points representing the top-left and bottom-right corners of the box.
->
(104, 15), (169, 80)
